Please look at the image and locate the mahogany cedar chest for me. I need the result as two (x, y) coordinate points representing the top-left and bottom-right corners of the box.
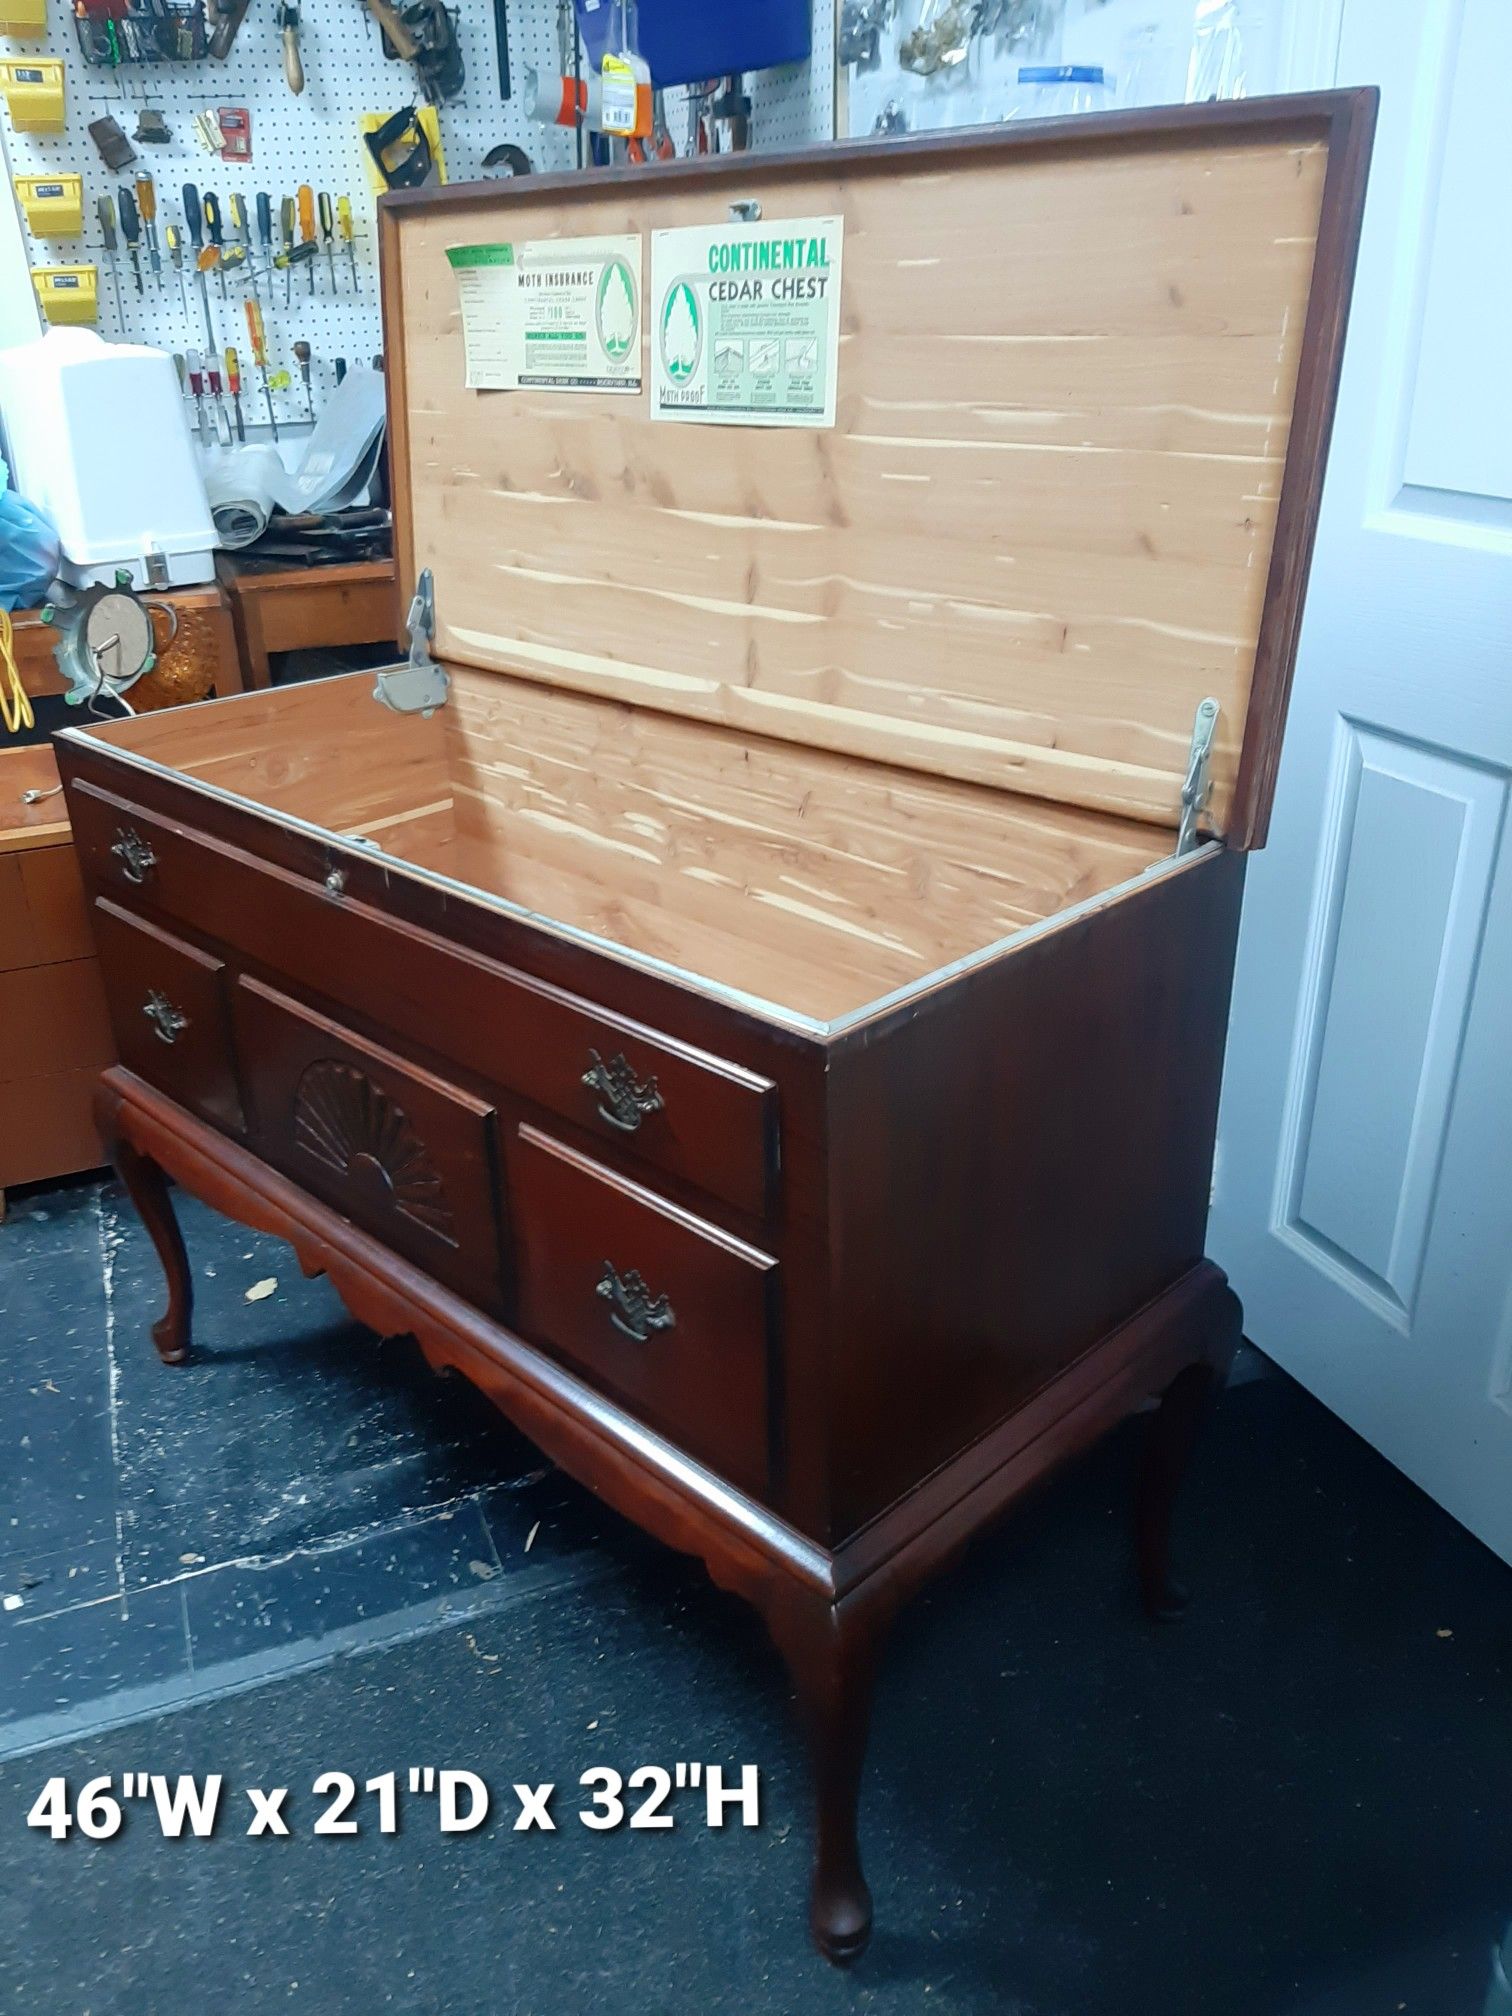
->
(55, 95), (1373, 1962)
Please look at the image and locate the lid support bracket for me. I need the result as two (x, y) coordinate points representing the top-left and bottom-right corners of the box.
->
(1177, 697), (1220, 854)
(373, 568), (449, 717)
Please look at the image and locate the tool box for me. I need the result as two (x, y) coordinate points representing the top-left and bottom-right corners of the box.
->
(56, 98), (1373, 1963)
(30, 263), (97, 324)
(15, 171), (84, 235)
(0, 54), (63, 127)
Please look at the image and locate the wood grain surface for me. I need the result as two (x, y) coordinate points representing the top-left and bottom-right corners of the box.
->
(385, 123), (1332, 832)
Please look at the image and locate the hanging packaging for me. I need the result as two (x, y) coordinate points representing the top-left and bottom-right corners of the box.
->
(597, 0), (651, 138)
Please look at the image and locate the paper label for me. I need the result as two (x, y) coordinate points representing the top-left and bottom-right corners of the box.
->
(447, 236), (642, 394)
(650, 217), (843, 428)
(600, 52), (637, 135)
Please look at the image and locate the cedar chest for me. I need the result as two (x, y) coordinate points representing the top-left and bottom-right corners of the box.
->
(55, 95), (1374, 1961)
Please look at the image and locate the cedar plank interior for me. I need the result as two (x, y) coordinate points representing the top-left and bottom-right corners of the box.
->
(81, 669), (1169, 1022)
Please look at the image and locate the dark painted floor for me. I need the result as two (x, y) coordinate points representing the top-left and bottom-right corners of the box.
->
(3, 1170), (1512, 2013)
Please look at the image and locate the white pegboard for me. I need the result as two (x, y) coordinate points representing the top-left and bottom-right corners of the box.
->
(1, 2), (836, 439)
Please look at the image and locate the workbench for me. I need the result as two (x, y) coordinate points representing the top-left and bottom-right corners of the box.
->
(215, 555), (399, 692)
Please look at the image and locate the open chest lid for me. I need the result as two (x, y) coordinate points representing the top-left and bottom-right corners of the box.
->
(378, 91), (1373, 849)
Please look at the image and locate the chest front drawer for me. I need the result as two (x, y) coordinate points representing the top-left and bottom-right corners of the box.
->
(91, 900), (244, 1134)
(66, 778), (779, 1220)
(511, 1126), (777, 1499)
(232, 977), (505, 1313)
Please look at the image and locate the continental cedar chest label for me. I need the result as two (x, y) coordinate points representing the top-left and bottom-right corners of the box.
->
(446, 236), (642, 394)
(650, 217), (843, 428)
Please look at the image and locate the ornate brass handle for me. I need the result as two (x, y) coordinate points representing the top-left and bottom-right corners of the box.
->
(582, 1048), (664, 1134)
(111, 828), (157, 885)
(143, 990), (189, 1045)
(596, 1261), (675, 1344)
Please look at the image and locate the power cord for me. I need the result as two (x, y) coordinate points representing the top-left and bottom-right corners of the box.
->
(0, 607), (36, 735)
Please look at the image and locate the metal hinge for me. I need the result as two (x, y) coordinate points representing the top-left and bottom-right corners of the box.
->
(1177, 697), (1220, 855)
(373, 569), (450, 717)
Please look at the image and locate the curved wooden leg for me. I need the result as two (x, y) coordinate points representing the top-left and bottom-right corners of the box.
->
(96, 1082), (193, 1365)
(766, 1595), (888, 1966)
(1135, 1285), (1241, 1620)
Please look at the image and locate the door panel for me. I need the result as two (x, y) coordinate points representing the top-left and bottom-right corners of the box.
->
(1212, 0), (1512, 1562)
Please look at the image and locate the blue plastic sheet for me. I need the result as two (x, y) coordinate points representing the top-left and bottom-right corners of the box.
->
(0, 456), (59, 612)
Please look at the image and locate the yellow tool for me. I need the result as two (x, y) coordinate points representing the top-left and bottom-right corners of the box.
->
(134, 172), (161, 288)
(224, 345), (244, 442)
(296, 182), (315, 295)
(336, 193), (358, 291)
(164, 221), (186, 313)
(244, 296), (277, 439)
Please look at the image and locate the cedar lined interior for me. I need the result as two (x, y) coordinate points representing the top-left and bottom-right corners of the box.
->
(87, 669), (1169, 1021)
(387, 128), (1332, 834)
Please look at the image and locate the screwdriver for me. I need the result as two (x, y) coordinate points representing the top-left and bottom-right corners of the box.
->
(229, 194), (252, 283)
(292, 338), (314, 421)
(224, 346), (245, 444)
(274, 240), (318, 295)
(184, 347), (209, 445)
(203, 191), (226, 297)
(255, 193), (273, 298)
(117, 183), (143, 293)
(280, 195), (295, 305)
(165, 223), (187, 314)
(243, 296), (278, 440)
(296, 184), (316, 295)
(205, 355), (232, 445)
(337, 194), (358, 292)
(97, 195), (124, 326)
(182, 184), (219, 358)
(134, 173), (161, 290)
(318, 191), (338, 293)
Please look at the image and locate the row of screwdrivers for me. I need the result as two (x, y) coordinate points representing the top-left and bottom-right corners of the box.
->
(97, 177), (361, 323)
(174, 341), (348, 447)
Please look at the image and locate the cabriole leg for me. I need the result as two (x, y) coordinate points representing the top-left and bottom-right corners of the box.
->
(767, 1596), (888, 1966)
(96, 1084), (193, 1365)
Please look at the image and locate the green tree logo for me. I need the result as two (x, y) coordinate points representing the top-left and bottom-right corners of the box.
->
(596, 256), (637, 361)
(660, 280), (701, 383)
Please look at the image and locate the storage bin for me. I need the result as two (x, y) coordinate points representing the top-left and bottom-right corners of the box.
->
(0, 55), (64, 128)
(0, 0), (47, 38)
(15, 172), (83, 236)
(32, 265), (98, 324)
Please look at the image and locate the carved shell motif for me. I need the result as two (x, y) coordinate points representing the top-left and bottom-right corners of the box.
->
(293, 1060), (454, 1241)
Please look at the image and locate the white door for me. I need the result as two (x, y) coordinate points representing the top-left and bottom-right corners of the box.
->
(1210, 0), (1512, 1563)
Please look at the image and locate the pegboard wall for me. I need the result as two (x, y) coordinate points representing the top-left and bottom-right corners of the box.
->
(0, 0), (836, 438)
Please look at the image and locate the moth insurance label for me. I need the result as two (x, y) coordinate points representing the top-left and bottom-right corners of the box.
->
(650, 216), (844, 428)
(447, 235), (642, 394)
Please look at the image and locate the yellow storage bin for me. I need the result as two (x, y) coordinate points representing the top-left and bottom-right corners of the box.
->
(15, 172), (83, 236)
(0, 56), (64, 129)
(32, 264), (97, 324)
(0, 0), (47, 37)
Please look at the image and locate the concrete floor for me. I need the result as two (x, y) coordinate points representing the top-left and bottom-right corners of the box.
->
(3, 1168), (1511, 2013)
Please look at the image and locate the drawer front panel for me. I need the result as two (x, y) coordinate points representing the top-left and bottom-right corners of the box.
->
(67, 779), (778, 1219)
(512, 1125), (776, 1498)
(233, 976), (505, 1312)
(91, 900), (243, 1134)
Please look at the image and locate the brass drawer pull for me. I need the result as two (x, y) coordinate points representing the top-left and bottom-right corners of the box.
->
(111, 828), (157, 884)
(596, 1261), (675, 1344)
(143, 990), (189, 1045)
(582, 1048), (664, 1133)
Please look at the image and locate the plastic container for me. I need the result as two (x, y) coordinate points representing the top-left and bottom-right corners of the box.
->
(0, 0), (47, 38)
(574, 0), (810, 89)
(1011, 64), (1113, 119)
(0, 55), (64, 128)
(15, 172), (84, 236)
(31, 264), (97, 325)
(0, 329), (216, 587)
